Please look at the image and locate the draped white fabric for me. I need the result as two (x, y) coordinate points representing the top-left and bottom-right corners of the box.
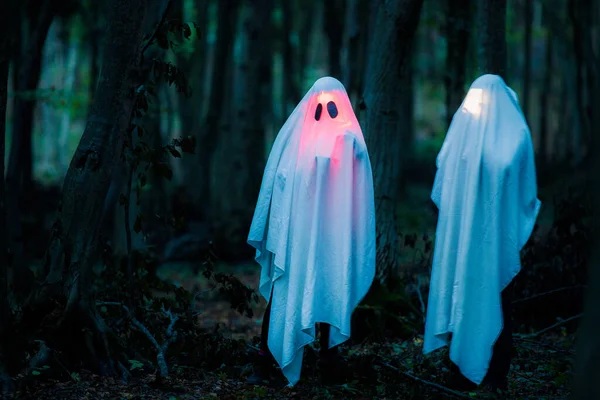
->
(424, 74), (541, 384)
(248, 77), (376, 386)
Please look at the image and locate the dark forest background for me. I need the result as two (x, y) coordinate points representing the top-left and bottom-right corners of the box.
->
(0, 0), (597, 398)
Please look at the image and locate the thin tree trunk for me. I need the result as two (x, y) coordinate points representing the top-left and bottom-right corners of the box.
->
(324, 0), (345, 79)
(569, 0), (593, 158)
(213, 0), (272, 260)
(343, 0), (370, 108)
(281, 0), (299, 116)
(0, 0), (18, 394)
(296, 0), (315, 87)
(362, 0), (423, 282)
(86, 0), (102, 105)
(200, 0), (238, 223)
(476, 0), (507, 76)
(443, 0), (471, 128)
(538, 14), (553, 169)
(177, 0), (209, 204)
(0, 43), (11, 400)
(6, 0), (55, 299)
(27, 0), (149, 374)
(522, 0), (533, 121)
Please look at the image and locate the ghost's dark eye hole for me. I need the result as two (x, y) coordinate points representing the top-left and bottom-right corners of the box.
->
(327, 101), (338, 119)
(315, 103), (323, 121)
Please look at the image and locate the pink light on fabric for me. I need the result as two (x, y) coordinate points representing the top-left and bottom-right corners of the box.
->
(297, 88), (357, 178)
(247, 77), (376, 387)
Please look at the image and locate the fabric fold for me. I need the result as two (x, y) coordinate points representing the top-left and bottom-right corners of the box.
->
(248, 77), (376, 386)
(424, 74), (541, 385)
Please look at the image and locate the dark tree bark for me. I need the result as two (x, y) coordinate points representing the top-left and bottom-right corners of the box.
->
(281, 0), (300, 116)
(85, 0), (103, 105)
(213, 0), (273, 260)
(6, 0), (56, 298)
(296, 0), (316, 85)
(25, 0), (150, 375)
(522, 0), (533, 121)
(443, 0), (471, 128)
(199, 0), (238, 223)
(476, 0), (507, 76)
(0, 58), (10, 392)
(572, 30), (600, 400)
(0, 0), (19, 394)
(324, 0), (345, 79)
(175, 0), (209, 205)
(538, 7), (553, 169)
(362, 0), (424, 281)
(569, 0), (593, 157)
(342, 0), (370, 108)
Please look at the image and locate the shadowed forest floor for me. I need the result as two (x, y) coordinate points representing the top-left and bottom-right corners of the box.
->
(14, 264), (574, 399)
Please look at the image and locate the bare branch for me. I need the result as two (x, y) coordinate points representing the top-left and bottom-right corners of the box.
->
(377, 359), (471, 399)
(515, 313), (583, 339)
(512, 285), (586, 305)
(98, 301), (179, 377)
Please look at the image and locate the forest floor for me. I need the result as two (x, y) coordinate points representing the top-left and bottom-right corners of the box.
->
(15, 263), (574, 400)
(12, 176), (579, 399)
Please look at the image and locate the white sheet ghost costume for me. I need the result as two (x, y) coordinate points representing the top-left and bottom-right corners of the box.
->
(247, 77), (376, 386)
(423, 74), (541, 385)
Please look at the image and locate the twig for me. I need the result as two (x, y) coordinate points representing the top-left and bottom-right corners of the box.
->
(247, 344), (260, 352)
(97, 301), (178, 377)
(515, 313), (583, 339)
(514, 337), (574, 355)
(377, 360), (470, 399)
(141, 0), (174, 57)
(512, 285), (586, 305)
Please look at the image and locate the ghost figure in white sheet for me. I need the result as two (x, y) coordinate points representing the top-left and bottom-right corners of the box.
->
(423, 74), (541, 385)
(247, 77), (376, 386)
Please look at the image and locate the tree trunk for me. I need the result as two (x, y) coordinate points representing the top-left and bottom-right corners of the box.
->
(0, 0), (18, 394)
(324, 0), (345, 79)
(281, 0), (300, 116)
(176, 0), (209, 205)
(199, 0), (238, 224)
(443, 0), (471, 128)
(361, 0), (423, 282)
(342, 0), (370, 109)
(572, 29), (600, 399)
(569, 0), (593, 158)
(475, 0), (507, 76)
(6, 0), (55, 298)
(27, 0), (149, 374)
(0, 45), (10, 400)
(213, 0), (272, 261)
(296, 0), (316, 86)
(86, 0), (103, 105)
(522, 0), (533, 121)
(538, 10), (553, 169)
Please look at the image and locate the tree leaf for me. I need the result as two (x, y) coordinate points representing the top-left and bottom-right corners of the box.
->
(167, 146), (182, 158)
